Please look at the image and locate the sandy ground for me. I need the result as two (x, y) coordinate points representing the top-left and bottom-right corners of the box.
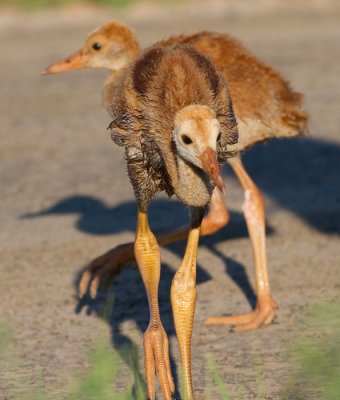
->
(0, 1), (340, 399)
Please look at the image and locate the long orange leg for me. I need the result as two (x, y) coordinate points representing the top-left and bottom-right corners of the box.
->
(134, 209), (174, 400)
(79, 188), (229, 298)
(171, 208), (203, 400)
(205, 157), (277, 331)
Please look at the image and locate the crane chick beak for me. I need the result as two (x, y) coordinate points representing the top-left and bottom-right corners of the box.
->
(42, 49), (88, 75)
(199, 147), (225, 193)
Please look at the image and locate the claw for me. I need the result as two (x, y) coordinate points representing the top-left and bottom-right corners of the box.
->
(89, 278), (101, 299)
(78, 270), (92, 298)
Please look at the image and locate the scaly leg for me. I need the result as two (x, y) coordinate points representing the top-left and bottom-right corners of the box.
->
(79, 188), (229, 298)
(205, 157), (277, 331)
(134, 209), (175, 400)
(171, 207), (204, 400)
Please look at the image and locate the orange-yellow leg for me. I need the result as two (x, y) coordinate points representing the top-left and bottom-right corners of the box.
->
(134, 209), (174, 400)
(79, 188), (229, 298)
(205, 157), (277, 331)
(171, 212), (202, 400)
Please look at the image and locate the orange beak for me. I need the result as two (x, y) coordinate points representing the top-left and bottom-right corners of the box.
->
(199, 147), (225, 193)
(42, 49), (88, 75)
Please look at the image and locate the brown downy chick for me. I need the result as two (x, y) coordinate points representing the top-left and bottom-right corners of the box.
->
(109, 45), (238, 209)
(110, 44), (238, 400)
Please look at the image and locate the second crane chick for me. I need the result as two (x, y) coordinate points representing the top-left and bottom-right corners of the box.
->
(109, 44), (238, 400)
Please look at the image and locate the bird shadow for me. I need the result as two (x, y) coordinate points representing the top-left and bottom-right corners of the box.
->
(23, 135), (340, 397)
(23, 136), (340, 237)
(24, 196), (261, 398)
(23, 194), (261, 306)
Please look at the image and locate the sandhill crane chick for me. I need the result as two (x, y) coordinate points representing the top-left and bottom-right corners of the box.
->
(108, 44), (237, 400)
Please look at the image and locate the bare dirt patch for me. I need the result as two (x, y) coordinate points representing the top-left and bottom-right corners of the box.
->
(1, 2), (339, 398)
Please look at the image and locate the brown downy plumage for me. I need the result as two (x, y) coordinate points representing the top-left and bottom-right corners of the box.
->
(109, 44), (238, 209)
(43, 21), (308, 152)
(161, 32), (308, 149)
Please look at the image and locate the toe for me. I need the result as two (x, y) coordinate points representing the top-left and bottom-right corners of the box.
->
(143, 326), (174, 400)
(144, 335), (156, 400)
(78, 270), (92, 297)
(205, 311), (257, 326)
(205, 302), (277, 331)
(162, 334), (175, 394)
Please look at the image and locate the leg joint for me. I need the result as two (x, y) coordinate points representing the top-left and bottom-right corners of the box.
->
(201, 205), (229, 236)
(243, 186), (265, 220)
(172, 272), (196, 292)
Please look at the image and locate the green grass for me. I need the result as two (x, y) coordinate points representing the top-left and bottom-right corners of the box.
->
(0, 0), (178, 11)
(67, 339), (145, 400)
(1, 299), (339, 399)
(0, 0), (134, 11)
(0, 324), (12, 359)
(206, 358), (231, 400)
(281, 301), (340, 400)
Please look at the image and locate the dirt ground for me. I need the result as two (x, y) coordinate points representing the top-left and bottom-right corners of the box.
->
(1, 1), (340, 399)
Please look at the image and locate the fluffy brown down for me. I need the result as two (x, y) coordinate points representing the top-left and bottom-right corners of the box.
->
(159, 32), (308, 148)
(109, 44), (238, 209)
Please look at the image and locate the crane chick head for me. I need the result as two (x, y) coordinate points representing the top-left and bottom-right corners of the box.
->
(42, 21), (139, 75)
(174, 105), (225, 193)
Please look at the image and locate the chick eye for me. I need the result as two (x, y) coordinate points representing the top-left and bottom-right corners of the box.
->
(181, 135), (193, 145)
(92, 42), (102, 51)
